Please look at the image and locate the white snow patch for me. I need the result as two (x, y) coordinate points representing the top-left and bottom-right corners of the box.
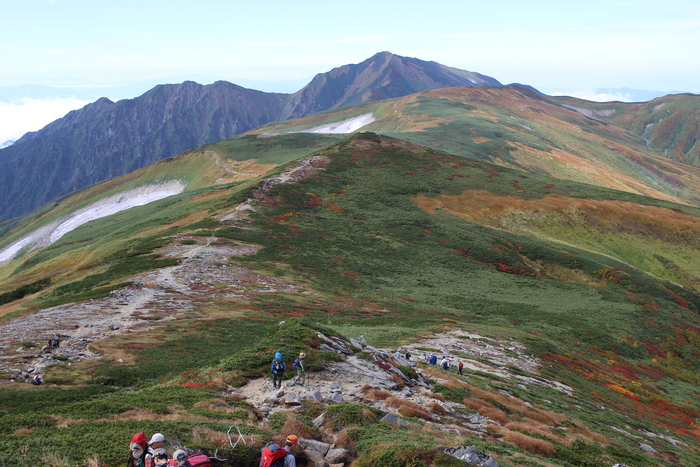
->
(0, 181), (186, 264)
(0, 236), (33, 263)
(298, 113), (375, 134)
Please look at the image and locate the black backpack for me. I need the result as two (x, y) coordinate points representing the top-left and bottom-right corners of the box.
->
(273, 358), (285, 373)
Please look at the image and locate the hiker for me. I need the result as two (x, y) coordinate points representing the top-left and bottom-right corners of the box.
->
(129, 432), (148, 467)
(145, 433), (166, 467)
(404, 350), (411, 360)
(440, 356), (450, 371)
(281, 435), (299, 467)
(422, 352), (428, 363)
(171, 450), (187, 466)
(48, 336), (60, 350)
(394, 349), (401, 360)
(152, 448), (169, 467)
(458, 360), (464, 376)
(293, 352), (306, 386)
(260, 435), (298, 467)
(271, 352), (286, 389)
(428, 354), (437, 365)
(32, 374), (42, 385)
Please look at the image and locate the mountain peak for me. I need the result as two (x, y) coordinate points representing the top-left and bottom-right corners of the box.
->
(280, 51), (501, 120)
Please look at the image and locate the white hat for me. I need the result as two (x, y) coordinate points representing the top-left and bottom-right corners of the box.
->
(173, 449), (187, 465)
(148, 433), (165, 445)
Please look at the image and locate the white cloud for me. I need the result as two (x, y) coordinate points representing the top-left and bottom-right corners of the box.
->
(0, 97), (93, 144)
(549, 90), (634, 103)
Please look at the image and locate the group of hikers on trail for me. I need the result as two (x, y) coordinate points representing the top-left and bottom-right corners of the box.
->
(128, 432), (202, 467)
(271, 351), (306, 389)
(128, 432), (300, 467)
(421, 353), (465, 375)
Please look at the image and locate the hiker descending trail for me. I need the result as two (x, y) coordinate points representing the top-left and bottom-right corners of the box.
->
(292, 352), (306, 386)
(271, 352), (286, 389)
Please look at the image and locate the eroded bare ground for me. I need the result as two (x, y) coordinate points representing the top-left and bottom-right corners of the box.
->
(0, 156), (330, 383)
(0, 239), (309, 381)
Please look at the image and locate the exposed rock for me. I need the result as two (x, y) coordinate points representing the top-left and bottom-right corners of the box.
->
(444, 446), (498, 467)
(325, 449), (352, 464)
(300, 439), (331, 456)
(283, 392), (301, 405)
(329, 393), (344, 403)
(639, 443), (658, 453)
(358, 335), (366, 348)
(263, 396), (278, 406)
(304, 449), (326, 463)
(312, 413), (325, 429)
(380, 413), (411, 427)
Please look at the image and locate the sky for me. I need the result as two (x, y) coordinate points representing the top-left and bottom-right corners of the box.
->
(0, 0), (699, 143)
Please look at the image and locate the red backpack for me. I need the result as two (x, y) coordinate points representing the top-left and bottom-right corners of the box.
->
(127, 433), (147, 467)
(259, 442), (288, 467)
(183, 453), (211, 467)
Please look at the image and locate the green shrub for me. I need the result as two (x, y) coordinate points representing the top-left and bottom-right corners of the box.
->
(325, 403), (381, 431)
(397, 366), (416, 379)
(268, 411), (288, 432)
(432, 383), (470, 403)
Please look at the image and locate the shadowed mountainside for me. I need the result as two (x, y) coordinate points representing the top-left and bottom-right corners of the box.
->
(0, 52), (500, 222)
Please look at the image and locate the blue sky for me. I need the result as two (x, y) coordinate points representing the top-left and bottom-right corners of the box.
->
(1, 0), (699, 142)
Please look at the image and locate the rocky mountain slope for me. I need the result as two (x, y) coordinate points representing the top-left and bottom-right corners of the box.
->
(0, 52), (499, 222)
(1, 131), (700, 465)
(550, 93), (700, 167)
(279, 51), (501, 120)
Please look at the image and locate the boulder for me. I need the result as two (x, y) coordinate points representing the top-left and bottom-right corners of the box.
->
(444, 446), (498, 467)
(380, 413), (411, 427)
(300, 439), (331, 456)
(325, 449), (352, 464)
(329, 393), (344, 403)
(313, 413), (325, 429)
(283, 392), (301, 405)
(263, 396), (279, 406)
(304, 449), (326, 463)
(639, 443), (658, 453)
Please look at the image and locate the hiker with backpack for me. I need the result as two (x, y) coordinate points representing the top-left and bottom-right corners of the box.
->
(458, 360), (464, 376)
(259, 435), (298, 467)
(292, 352), (306, 386)
(145, 433), (166, 467)
(128, 432), (148, 467)
(171, 450), (211, 467)
(440, 356), (450, 371)
(271, 352), (286, 389)
(152, 449), (169, 467)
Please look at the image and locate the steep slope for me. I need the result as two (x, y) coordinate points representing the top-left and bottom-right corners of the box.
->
(280, 51), (501, 120)
(2, 133), (700, 465)
(0, 52), (502, 223)
(551, 93), (700, 166)
(0, 81), (288, 222)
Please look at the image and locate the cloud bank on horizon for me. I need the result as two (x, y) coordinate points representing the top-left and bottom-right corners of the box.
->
(0, 97), (93, 144)
(0, 0), (697, 142)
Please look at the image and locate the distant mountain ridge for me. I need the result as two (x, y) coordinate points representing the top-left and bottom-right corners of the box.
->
(279, 51), (500, 119)
(0, 52), (500, 222)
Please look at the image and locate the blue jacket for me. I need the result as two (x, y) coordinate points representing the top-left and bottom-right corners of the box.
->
(271, 358), (286, 374)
